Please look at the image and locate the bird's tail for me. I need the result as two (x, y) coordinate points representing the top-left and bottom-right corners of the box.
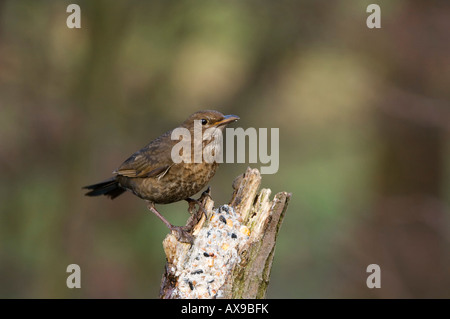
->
(83, 177), (126, 199)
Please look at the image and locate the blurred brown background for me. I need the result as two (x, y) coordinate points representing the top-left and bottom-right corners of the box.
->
(0, 0), (449, 298)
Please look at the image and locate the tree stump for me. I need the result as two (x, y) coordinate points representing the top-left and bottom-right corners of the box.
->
(159, 167), (292, 299)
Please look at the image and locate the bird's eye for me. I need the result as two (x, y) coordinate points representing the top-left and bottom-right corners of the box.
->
(201, 119), (208, 125)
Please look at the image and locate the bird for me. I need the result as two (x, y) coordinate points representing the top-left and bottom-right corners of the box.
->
(83, 110), (239, 243)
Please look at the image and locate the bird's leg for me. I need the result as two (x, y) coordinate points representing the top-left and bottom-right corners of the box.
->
(197, 186), (212, 219)
(185, 186), (211, 220)
(199, 186), (212, 202)
(146, 202), (194, 244)
(185, 198), (207, 229)
(146, 202), (173, 229)
(185, 198), (200, 215)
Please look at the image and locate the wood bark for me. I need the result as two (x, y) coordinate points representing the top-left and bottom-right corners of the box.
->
(159, 167), (292, 299)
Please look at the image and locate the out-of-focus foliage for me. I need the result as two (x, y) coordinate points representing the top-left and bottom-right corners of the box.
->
(0, 0), (449, 298)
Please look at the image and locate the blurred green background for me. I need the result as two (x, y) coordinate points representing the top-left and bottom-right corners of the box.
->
(1, 0), (449, 298)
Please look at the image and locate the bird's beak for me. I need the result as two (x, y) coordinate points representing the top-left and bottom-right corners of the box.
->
(214, 114), (240, 127)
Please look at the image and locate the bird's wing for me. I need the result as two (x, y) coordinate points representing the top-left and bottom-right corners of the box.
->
(114, 154), (171, 178)
(114, 132), (175, 179)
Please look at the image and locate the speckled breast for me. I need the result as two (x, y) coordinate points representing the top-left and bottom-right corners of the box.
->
(119, 162), (219, 204)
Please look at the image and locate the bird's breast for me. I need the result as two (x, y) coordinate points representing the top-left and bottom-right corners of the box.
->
(119, 162), (218, 204)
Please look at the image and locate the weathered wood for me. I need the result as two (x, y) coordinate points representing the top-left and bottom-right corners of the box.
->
(159, 167), (292, 299)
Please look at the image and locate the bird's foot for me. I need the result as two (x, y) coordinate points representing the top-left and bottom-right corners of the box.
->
(169, 225), (194, 244)
(147, 202), (195, 244)
(185, 187), (211, 218)
(185, 198), (208, 221)
(199, 186), (212, 202)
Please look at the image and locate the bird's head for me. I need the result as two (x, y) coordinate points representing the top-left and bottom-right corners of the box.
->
(174, 110), (239, 163)
(182, 110), (240, 133)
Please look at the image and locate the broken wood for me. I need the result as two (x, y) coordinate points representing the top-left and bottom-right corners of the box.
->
(159, 167), (292, 299)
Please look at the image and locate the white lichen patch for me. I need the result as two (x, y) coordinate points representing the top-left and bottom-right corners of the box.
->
(173, 205), (250, 299)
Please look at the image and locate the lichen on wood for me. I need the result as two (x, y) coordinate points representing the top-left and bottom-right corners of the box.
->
(159, 167), (292, 299)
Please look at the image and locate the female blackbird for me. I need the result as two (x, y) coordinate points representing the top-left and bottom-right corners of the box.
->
(83, 110), (239, 243)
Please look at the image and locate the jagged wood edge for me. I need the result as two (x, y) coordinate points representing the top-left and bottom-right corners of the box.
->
(159, 167), (291, 299)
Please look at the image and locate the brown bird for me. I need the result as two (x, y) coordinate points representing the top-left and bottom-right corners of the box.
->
(83, 110), (239, 243)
